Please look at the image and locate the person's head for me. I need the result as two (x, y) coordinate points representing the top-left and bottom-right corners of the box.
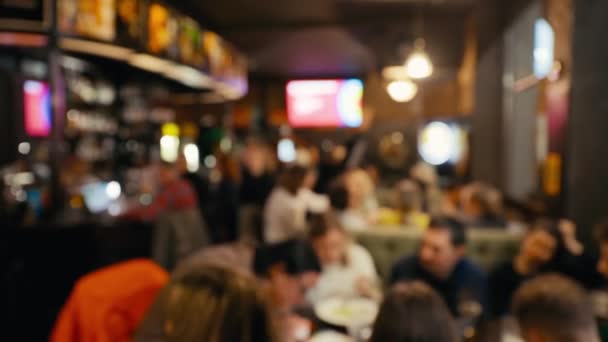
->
(513, 274), (600, 342)
(277, 165), (308, 195)
(418, 217), (467, 279)
(371, 281), (457, 342)
(363, 163), (379, 186)
(216, 153), (241, 183)
(344, 169), (374, 208)
(466, 183), (504, 220)
(518, 219), (560, 268)
(396, 179), (424, 213)
(328, 180), (350, 211)
(458, 182), (480, 217)
(594, 219), (608, 278)
(175, 154), (188, 175)
(253, 240), (321, 309)
(410, 162), (439, 188)
(309, 213), (348, 266)
(302, 168), (318, 190)
(162, 265), (276, 342)
(159, 161), (180, 186)
(242, 138), (268, 176)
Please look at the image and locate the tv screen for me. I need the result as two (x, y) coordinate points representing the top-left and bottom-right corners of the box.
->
(286, 79), (364, 128)
(23, 80), (51, 137)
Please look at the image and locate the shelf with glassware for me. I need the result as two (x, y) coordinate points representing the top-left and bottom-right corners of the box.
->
(0, 0), (248, 101)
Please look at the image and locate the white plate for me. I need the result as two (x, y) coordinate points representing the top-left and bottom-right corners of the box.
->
(314, 297), (379, 327)
(310, 331), (353, 342)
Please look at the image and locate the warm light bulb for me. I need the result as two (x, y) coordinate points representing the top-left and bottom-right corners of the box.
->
(386, 80), (418, 103)
(183, 143), (200, 173)
(160, 135), (180, 162)
(405, 51), (434, 79)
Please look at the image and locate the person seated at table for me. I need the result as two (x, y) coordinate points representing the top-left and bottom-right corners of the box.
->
(123, 161), (199, 222)
(306, 213), (380, 303)
(409, 161), (443, 216)
(396, 179), (431, 230)
(264, 166), (310, 243)
(344, 168), (379, 224)
(298, 167), (330, 214)
(513, 274), (600, 342)
(488, 218), (601, 317)
(463, 183), (507, 228)
(138, 264), (278, 342)
(135, 239), (321, 341)
(328, 179), (369, 232)
(443, 182), (506, 228)
(389, 217), (487, 316)
(371, 281), (457, 342)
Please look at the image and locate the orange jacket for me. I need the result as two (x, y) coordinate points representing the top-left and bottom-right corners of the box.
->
(51, 259), (169, 342)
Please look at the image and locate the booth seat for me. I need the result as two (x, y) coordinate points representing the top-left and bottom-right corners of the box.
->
(352, 227), (523, 282)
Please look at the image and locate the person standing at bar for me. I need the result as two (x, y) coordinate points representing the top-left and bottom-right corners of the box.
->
(123, 161), (198, 222)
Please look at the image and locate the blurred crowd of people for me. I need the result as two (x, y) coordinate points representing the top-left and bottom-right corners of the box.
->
(47, 136), (608, 341)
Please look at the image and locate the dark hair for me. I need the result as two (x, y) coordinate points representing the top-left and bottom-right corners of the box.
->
(328, 181), (349, 211)
(308, 212), (344, 240)
(253, 239), (321, 277)
(371, 281), (457, 342)
(429, 217), (467, 247)
(513, 274), (598, 341)
(528, 218), (563, 244)
(163, 265), (276, 342)
(216, 153), (241, 183)
(471, 185), (503, 215)
(277, 166), (308, 195)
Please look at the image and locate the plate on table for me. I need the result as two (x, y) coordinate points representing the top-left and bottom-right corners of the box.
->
(314, 297), (379, 327)
(310, 330), (352, 342)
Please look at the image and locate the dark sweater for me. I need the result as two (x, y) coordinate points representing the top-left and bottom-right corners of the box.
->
(488, 249), (604, 318)
(390, 256), (487, 316)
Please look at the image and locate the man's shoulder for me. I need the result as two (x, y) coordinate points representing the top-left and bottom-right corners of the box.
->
(389, 254), (421, 284)
(458, 258), (487, 280)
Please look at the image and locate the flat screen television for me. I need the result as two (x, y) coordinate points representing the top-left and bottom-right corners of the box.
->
(286, 79), (364, 128)
(23, 80), (51, 137)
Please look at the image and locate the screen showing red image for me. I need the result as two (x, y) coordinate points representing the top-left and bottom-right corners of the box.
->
(24, 80), (52, 137)
(286, 79), (363, 128)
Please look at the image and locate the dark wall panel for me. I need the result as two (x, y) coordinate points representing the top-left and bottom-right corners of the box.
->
(566, 0), (608, 233)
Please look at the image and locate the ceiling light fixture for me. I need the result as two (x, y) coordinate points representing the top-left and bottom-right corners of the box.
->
(386, 79), (418, 103)
(405, 39), (433, 79)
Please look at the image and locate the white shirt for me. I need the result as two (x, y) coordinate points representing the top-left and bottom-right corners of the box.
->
(307, 244), (379, 303)
(339, 210), (369, 233)
(264, 188), (308, 243)
(298, 188), (330, 213)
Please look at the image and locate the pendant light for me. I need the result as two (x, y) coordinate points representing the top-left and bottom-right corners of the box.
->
(386, 79), (418, 103)
(382, 65), (418, 103)
(405, 38), (433, 79)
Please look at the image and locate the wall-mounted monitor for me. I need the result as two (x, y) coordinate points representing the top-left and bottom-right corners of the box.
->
(286, 79), (363, 128)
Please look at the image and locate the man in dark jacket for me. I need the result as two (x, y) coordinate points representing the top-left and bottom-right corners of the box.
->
(390, 217), (487, 317)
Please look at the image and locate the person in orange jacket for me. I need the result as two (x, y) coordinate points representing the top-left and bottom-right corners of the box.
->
(50, 259), (169, 342)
